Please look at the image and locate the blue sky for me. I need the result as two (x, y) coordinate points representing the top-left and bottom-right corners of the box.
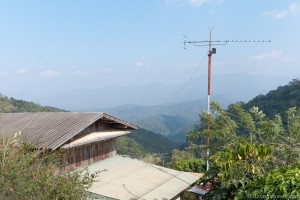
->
(0, 0), (299, 106)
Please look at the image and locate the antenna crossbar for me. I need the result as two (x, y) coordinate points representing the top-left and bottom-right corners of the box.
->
(184, 40), (271, 48)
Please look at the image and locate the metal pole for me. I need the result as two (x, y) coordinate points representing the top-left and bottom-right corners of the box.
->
(206, 31), (212, 171)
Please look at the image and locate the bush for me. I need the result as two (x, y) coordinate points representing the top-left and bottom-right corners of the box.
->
(238, 163), (300, 199)
(171, 158), (206, 173)
(0, 132), (96, 200)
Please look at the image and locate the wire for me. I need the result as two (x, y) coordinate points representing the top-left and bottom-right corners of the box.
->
(122, 184), (145, 200)
(121, 156), (200, 199)
(121, 161), (197, 199)
(162, 54), (207, 107)
(143, 160), (197, 185)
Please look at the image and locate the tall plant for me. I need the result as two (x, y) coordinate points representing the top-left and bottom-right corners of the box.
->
(0, 132), (97, 200)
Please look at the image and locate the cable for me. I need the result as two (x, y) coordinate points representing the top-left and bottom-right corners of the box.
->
(121, 160), (198, 199)
(143, 160), (196, 185)
(162, 54), (207, 107)
(122, 184), (145, 200)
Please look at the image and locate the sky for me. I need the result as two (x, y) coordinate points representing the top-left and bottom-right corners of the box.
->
(0, 0), (299, 108)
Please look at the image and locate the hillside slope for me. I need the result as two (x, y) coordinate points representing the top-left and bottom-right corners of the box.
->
(0, 94), (64, 112)
(243, 79), (300, 118)
(127, 128), (179, 153)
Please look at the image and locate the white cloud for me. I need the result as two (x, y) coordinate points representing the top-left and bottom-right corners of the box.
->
(262, 2), (300, 19)
(250, 50), (294, 62)
(100, 68), (114, 74)
(17, 68), (28, 74)
(41, 70), (61, 78)
(0, 70), (8, 76)
(188, 0), (223, 6)
(73, 70), (86, 76)
(161, 0), (223, 6)
(263, 10), (288, 19)
(290, 2), (300, 15)
(135, 61), (148, 68)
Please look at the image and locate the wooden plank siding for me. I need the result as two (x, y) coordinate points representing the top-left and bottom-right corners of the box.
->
(61, 120), (117, 170)
(62, 139), (117, 171)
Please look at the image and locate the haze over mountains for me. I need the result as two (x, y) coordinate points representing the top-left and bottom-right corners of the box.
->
(3, 73), (293, 143)
(97, 77), (299, 143)
(10, 73), (292, 111)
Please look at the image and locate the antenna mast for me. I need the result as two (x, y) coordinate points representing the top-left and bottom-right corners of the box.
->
(184, 32), (270, 171)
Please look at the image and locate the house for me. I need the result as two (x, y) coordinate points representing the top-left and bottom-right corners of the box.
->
(0, 112), (137, 170)
(0, 112), (202, 199)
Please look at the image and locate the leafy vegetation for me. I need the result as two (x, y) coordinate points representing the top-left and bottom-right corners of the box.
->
(116, 128), (180, 164)
(0, 94), (64, 112)
(170, 149), (206, 172)
(116, 137), (146, 158)
(171, 158), (205, 173)
(238, 163), (300, 199)
(187, 101), (300, 199)
(0, 132), (97, 199)
(142, 154), (164, 165)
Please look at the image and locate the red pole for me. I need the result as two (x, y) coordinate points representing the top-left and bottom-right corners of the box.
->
(206, 31), (212, 171)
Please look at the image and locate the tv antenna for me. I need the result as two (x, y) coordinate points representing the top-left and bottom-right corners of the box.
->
(184, 31), (270, 171)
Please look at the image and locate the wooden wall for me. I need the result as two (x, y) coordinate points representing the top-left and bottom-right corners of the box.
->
(62, 139), (116, 171)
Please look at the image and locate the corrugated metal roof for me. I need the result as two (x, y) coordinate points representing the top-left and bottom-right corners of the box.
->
(0, 112), (137, 150)
(62, 130), (130, 149)
(85, 155), (203, 200)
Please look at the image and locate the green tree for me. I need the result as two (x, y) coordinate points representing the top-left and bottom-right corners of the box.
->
(116, 137), (146, 158)
(143, 154), (163, 165)
(170, 149), (205, 173)
(188, 102), (300, 199)
(0, 94), (64, 113)
(0, 132), (97, 200)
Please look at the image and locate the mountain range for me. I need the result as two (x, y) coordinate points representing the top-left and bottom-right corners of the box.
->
(1, 78), (299, 154)
(9, 73), (292, 111)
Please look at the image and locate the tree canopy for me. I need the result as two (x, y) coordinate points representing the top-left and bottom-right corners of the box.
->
(243, 79), (300, 120)
(187, 101), (300, 199)
(0, 94), (64, 113)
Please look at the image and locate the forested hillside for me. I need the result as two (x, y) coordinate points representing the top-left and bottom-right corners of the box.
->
(243, 79), (300, 119)
(0, 94), (64, 112)
(127, 128), (179, 153)
(116, 128), (180, 157)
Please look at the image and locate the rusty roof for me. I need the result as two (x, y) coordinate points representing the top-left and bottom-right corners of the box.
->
(0, 112), (137, 150)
